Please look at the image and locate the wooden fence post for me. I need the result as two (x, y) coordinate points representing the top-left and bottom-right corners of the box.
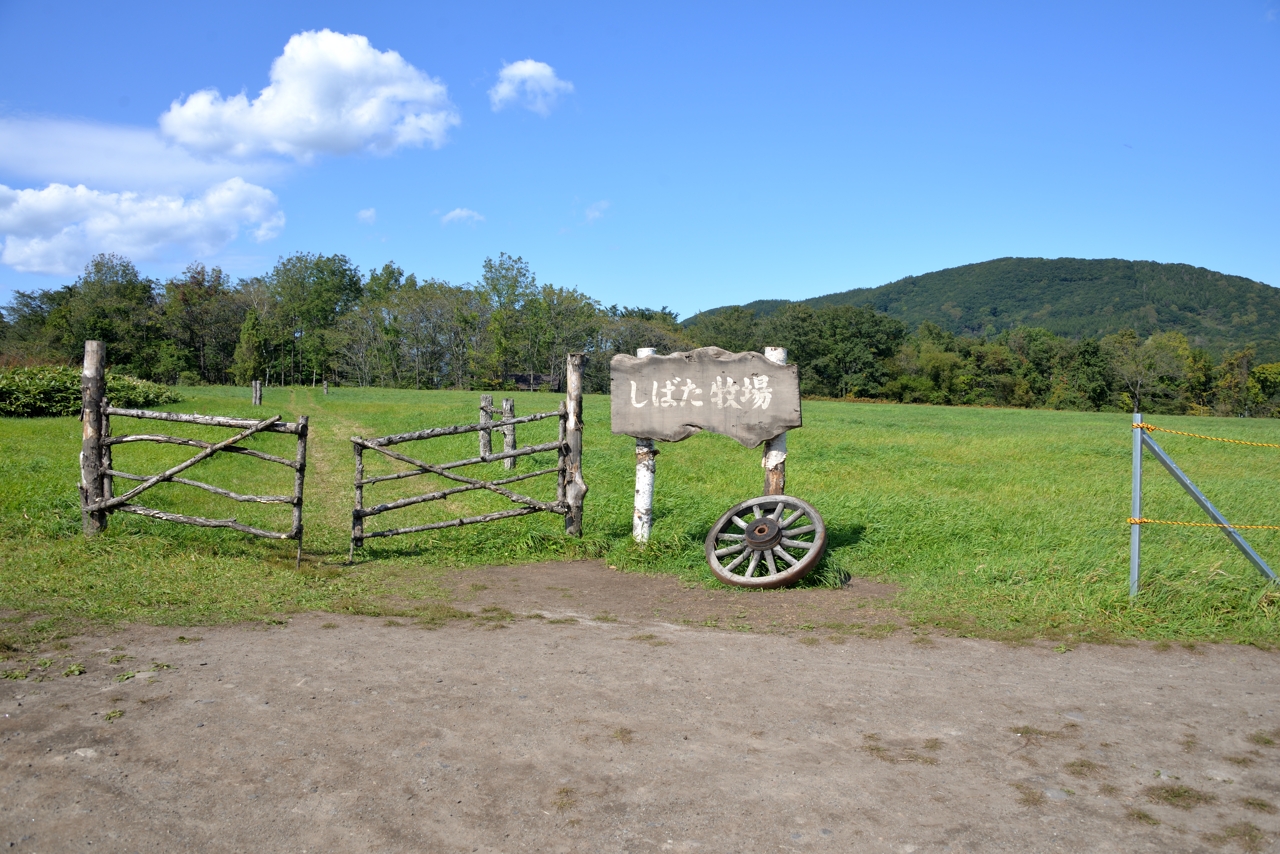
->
(502, 398), (516, 470)
(323, 380), (329, 395)
(763, 347), (788, 496)
(293, 415), (308, 568)
(479, 394), (493, 459)
(564, 353), (587, 536)
(351, 441), (364, 562)
(632, 348), (658, 543)
(252, 380), (262, 406)
(80, 340), (108, 536)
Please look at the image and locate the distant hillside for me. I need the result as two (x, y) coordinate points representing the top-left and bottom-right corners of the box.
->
(686, 257), (1280, 360)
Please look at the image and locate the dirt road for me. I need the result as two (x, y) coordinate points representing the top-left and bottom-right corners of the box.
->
(2, 562), (1278, 852)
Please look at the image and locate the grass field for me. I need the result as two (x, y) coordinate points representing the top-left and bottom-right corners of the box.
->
(3, 385), (1280, 649)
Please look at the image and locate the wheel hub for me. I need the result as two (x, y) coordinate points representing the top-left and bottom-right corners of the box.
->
(743, 516), (783, 550)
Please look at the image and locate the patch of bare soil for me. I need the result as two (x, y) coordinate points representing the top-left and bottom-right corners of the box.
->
(439, 560), (903, 635)
(2, 561), (1279, 853)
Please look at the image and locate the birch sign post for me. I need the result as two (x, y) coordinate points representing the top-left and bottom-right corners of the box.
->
(611, 346), (802, 544)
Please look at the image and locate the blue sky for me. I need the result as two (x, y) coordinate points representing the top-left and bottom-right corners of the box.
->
(0, 1), (1276, 318)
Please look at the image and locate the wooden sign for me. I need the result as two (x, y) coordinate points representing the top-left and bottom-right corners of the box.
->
(610, 347), (801, 448)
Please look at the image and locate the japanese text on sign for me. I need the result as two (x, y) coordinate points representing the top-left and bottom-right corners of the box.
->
(610, 347), (801, 448)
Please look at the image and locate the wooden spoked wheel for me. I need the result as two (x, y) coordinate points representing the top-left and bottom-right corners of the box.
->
(704, 495), (827, 588)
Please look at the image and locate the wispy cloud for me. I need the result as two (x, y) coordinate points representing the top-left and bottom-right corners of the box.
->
(0, 117), (285, 193)
(585, 200), (610, 223)
(160, 29), (460, 160)
(0, 29), (466, 276)
(441, 207), (484, 225)
(489, 60), (574, 116)
(0, 178), (283, 275)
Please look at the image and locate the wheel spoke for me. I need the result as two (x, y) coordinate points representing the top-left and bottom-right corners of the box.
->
(706, 495), (826, 588)
(772, 546), (799, 567)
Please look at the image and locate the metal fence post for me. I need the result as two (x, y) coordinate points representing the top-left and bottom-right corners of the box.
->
(763, 347), (788, 496)
(633, 348), (658, 543)
(1130, 412), (1142, 598)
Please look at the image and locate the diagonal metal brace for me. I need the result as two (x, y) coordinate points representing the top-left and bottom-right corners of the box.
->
(1141, 431), (1276, 581)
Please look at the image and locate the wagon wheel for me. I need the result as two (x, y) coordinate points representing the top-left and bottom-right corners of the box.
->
(704, 495), (827, 589)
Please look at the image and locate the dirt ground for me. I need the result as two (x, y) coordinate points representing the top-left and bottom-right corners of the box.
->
(3, 560), (1279, 853)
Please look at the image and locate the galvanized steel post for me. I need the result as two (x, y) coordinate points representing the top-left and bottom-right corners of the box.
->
(1130, 412), (1142, 598)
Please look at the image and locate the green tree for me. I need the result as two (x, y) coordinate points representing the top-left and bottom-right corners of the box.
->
(43, 254), (160, 375)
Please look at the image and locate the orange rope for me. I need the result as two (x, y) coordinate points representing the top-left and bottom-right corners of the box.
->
(1129, 517), (1280, 531)
(1137, 423), (1280, 450)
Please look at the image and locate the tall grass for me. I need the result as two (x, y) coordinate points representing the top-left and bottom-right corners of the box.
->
(2, 385), (1278, 646)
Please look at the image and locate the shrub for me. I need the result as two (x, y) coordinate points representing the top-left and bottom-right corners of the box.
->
(0, 366), (180, 417)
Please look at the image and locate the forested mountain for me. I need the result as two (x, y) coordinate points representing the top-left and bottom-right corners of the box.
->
(686, 258), (1280, 361)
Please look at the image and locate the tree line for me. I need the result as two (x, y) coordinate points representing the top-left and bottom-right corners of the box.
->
(3, 251), (1278, 415)
(686, 304), (1280, 416)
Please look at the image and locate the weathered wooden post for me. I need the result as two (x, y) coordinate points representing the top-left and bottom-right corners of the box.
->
(350, 440), (364, 562)
(502, 397), (516, 470)
(252, 380), (262, 406)
(293, 415), (309, 568)
(479, 393), (493, 459)
(632, 348), (658, 543)
(762, 347), (788, 495)
(80, 340), (108, 536)
(564, 353), (587, 536)
(323, 380), (329, 395)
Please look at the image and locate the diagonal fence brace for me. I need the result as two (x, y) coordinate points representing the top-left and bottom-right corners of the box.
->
(91, 415), (281, 512)
(1139, 427), (1275, 583)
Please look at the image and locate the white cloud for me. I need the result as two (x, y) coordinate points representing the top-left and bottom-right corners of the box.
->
(0, 117), (286, 193)
(357, 207), (377, 224)
(585, 200), (610, 223)
(441, 208), (484, 225)
(160, 29), (460, 160)
(0, 178), (283, 275)
(489, 60), (574, 116)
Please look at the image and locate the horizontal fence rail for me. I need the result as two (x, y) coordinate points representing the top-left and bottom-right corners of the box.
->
(78, 340), (308, 563)
(350, 353), (587, 557)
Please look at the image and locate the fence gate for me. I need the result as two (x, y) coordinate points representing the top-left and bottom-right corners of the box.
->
(78, 341), (309, 561)
(348, 354), (586, 558)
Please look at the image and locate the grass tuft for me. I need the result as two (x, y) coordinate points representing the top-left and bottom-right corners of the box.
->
(1144, 784), (1216, 810)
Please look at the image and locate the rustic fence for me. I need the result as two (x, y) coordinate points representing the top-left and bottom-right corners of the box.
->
(349, 354), (586, 557)
(78, 341), (309, 561)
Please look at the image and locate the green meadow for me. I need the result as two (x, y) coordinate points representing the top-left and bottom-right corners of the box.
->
(2, 385), (1279, 649)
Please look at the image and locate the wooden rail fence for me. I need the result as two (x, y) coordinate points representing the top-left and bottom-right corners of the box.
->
(78, 341), (309, 562)
(350, 353), (587, 557)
